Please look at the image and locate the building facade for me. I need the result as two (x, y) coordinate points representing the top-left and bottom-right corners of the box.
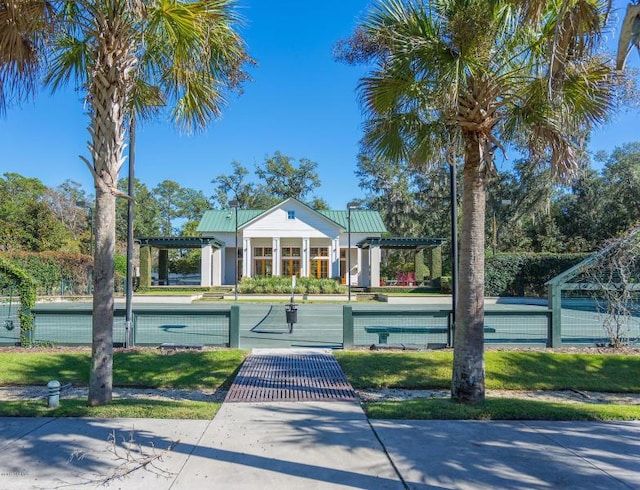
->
(196, 198), (387, 287)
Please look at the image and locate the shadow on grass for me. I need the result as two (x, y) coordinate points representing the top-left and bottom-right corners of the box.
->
(364, 397), (640, 421)
(335, 351), (640, 392)
(0, 349), (247, 390)
(0, 398), (220, 419)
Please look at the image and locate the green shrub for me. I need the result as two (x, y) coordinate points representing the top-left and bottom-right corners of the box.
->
(114, 254), (127, 277)
(1, 251), (93, 295)
(485, 253), (587, 297)
(440, 276), (451, 293)
(0, 256), (36, 346)
(238, 276), (346, 294)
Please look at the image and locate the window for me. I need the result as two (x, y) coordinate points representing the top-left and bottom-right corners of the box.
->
(339, 249), (347, 282)
(281, 247), (301, 257)
(254, 247), (273, 257)
(287, 210), (295, 220)
(310, 247), (329, 279)
(253, 247), (272, 276)
(310, 259), (329, 278)
(281, 246), (301, 277)
(310, 247), (328, 257)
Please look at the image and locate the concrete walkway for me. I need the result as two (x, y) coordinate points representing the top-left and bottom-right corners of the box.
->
(1, 415), (638, 489)
(0, 348), (638, 489)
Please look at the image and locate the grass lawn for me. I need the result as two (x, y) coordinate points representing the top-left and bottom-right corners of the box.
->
(0, 399), (219, 419)
(334, 350), (640, 421)
(1, 349), (638, 421)
(364, 398), (640, 421)
(0, 349), (246, 419)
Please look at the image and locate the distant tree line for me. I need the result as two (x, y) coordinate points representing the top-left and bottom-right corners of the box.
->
(4, 142), (640, 261)
(0, 150), (328, 255)
(355, 142), (640, 264)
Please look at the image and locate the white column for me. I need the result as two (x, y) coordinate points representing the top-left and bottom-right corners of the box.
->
(200, 244), (213, 287)
(243, 238), (252, 278)
(301, 238), (310, 277)
(212, 247), (223, 286)
(331, 238), (340, 278)
(370, 246), (382, 287)
(354, 247), (362, 286)
(361, 247), (371, 287)
(272, 238), (280, 276)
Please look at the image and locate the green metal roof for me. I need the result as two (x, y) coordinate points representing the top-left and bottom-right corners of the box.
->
(135, 236), (224, 249)
(319, 210), (387, 233)
(357, 237), (446, 249)
(196, 207), (387, 234)
(196, 210), (263, 233)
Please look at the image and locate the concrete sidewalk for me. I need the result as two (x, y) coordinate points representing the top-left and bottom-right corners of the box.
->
(0, 411), (638, 489)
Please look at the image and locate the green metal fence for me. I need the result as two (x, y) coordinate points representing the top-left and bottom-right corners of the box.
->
(26, 306), (240, 348)
(343, 306), (552, 348)
(1, 301), (633, 350)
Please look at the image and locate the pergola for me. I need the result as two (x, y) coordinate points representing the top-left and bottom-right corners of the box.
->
(356, 236), (447, 286)
(135, 236), (223, 287)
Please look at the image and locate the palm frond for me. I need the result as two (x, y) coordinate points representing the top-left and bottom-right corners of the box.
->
(44, 34), (90, 92)
(0, 0), (54, 110)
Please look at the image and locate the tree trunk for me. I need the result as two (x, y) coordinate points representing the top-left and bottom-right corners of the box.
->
(451, 132), (487, 404)
(84, 9), (133, 406)
(88, 186), (116, 406)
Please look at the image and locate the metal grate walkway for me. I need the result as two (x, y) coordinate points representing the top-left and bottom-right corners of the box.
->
(225, 350), (357, 402)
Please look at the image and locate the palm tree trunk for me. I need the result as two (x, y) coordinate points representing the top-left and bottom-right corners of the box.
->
(451, 133), (487, 404)
(88, 187), (116, 406)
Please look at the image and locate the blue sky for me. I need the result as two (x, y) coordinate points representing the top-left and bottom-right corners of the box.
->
(1, 0), (639, 210)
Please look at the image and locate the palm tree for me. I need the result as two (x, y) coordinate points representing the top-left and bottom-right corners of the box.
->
(353, 0), (616, 403)
(44, 0), (250, 406)
(0, 0), (53, 111)
(616, 1), (640, 70)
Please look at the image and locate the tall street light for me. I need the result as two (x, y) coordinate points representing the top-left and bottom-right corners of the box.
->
(125, 116), (136, 348)
(449, 159), (458, 345)
(229, 200), (239, 301)
(347, 202), (359, 302)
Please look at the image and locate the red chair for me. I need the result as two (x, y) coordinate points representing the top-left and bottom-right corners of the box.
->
(396, 272), (407, 286)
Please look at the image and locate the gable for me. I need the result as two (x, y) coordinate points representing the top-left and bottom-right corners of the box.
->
(196, 198), (388, 236)
(243, 201), (340, 238)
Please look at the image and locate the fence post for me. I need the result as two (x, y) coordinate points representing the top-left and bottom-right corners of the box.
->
(132, 313), (137, 346)
(229, 305), (240, 348)
(343, 305), (354, 349)
(548, 284), (562, 348)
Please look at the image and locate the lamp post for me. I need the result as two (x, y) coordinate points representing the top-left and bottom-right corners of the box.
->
(229, 200), (239, 301)
(449, 158), (458, 346)
(125, 116), (136, 348)
(347, 203), (359, 302)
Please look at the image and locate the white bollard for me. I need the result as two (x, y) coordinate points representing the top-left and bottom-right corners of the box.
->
(47, 380), (61, 408)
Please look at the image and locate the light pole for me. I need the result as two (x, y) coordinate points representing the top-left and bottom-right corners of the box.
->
(229, 200), (239, 301)
(125, 116), (136, 348)
(449, 158), (458, 346)
(347, 202), (358, 302)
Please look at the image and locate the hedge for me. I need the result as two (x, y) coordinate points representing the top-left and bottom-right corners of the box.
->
(0, 251), (93, 295)
(485, 253), (587, 297)
(0, 256), (36, 346)
(238, 276), (347, 295)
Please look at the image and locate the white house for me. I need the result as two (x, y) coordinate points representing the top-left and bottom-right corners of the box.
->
(196, 198), (388, 287)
